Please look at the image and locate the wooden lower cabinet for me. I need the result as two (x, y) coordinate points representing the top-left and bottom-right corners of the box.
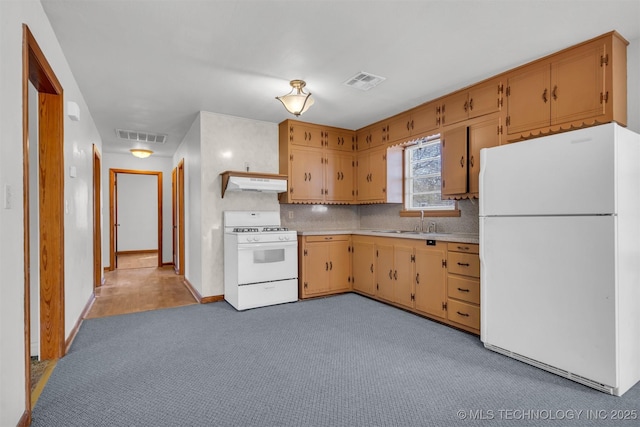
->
(352, 236), (376, 296)
(414, 242), (447, 319)
(299, 235), (352, 298)
(446, 242), (480, 333)
(303, 233), (481, 335)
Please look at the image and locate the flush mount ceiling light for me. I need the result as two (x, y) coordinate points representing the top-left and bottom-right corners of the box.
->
(130, 148), (153, 159)
(276, 79), (314, 116)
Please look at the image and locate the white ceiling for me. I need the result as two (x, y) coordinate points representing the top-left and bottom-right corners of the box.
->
(41, 0), (640, 157)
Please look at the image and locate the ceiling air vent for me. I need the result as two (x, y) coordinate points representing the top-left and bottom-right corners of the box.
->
(343, 72), (386, 91)
(116, 129), (167, 144)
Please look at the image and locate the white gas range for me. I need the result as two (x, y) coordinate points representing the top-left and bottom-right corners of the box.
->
(223, 211), (298, 310)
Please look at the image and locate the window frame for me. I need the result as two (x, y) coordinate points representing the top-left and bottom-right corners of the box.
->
(400, 135), (460, 218)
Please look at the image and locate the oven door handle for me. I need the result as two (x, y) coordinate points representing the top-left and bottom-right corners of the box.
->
(237, 241), (297, 250)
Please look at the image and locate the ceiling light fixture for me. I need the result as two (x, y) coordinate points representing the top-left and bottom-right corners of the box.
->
(130, 148), (153, 159)
(276, 79), (314, 116)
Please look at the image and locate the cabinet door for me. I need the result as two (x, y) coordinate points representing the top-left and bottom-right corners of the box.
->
(352, 238), (376, 296)
(327, 129), (355, 152)
(551, 41), (605, 125)
(414, 245), (447, 318)
(375, 242), (395, 302)
(289, 123), (324, 148)
(441, 126), (468, 196)
(393, 243), (415, 309)
(368, 148), (388, 201)
(469, 79), (502, 119)
(289, 149), (325, 202)
(325, 152), (354, 203)
(468, 117), (500, 194)
(506, 63), (550, 135)
(411, 102), (440, 136)
(386, 113), (412, 143)
(355, 153), (371, 201)
(442, 91), (469, 127)
(302, 243), (330, 296)
(329, 239), (352, 292)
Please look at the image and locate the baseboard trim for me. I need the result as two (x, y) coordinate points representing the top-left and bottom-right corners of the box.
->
(65, 292), (95, 354)
(182, 277), (202, 302)
(115, 249), (158, 255)
(17, 410), (30, 427)
(162, 262), (174, 267)
(201, 295), (224, 304)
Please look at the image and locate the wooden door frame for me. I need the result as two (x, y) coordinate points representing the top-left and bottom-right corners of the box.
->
(22, 24), (65, 423)
(108, 168), (163, 270)
(93, 145), (102, 287)
(172, 166), (177, 272)
(177, 159), (185, 275)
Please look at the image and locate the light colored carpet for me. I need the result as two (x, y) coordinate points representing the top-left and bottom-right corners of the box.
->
(32, 293), (640, 426)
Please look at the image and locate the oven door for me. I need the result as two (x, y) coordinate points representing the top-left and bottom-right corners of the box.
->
(236, 240), (298, 285)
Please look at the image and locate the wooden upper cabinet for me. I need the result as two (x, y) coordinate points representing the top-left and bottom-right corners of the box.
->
(468, 117), (501, 195)
(287, 148), (325, 202)
(356, 123), (386, 151)
(441, 125), (468, 196)
(551, 41), (605, 125)
(505, 62), (550, 135)
(386, 101), (440, 144)
(287, 122), (325, 148)
(442, 79), (502, 127)
(325, 151), (355, 203)
(506, 32), (627, 138)
(326, 129), (356, 152)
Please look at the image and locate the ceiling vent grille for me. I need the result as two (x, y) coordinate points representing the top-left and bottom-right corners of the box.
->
(116, 129), (167, 144)
(343, 72), (386, 91)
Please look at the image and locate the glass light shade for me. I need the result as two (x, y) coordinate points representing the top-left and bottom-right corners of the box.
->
(276, 80), (314, 116)
(130, 148), (153, 158)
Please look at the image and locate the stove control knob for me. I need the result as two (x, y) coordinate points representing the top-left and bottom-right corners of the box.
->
(246, 236), (252, 242)
(284, 235), (290, 241)
(254, 236), (260, 242)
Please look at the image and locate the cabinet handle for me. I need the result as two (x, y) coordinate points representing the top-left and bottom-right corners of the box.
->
(457, 262), (470, 267)
(460, 156), (464, 168)
(329, 261), (333, 270)
(411, 120), (414, 130)
(469, 98), (473, 111)
(308, 173), (311, 181)
(456, 311), (470, 317)
(542, 88), (548, 103)
(464, 100), (468, 112)
(304, 172), (308, 181)
(457, 287), (470, 293)
(389, 269), (393, 279)
(394, 270), (398, 280)
(457, 246), (469, 251)
(326, 262), (329, 271)
(370, 264), (374, 273)
(406, 121), (410, 131)
(416, 273), (420, 284)
(470, 155), (474, 168)
(552, 85), (558, 100)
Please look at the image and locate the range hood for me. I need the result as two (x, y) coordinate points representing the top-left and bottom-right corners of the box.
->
(220, 171), (288, 198)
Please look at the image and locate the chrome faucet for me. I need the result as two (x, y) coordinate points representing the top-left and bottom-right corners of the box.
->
(420, 210), (425, 232)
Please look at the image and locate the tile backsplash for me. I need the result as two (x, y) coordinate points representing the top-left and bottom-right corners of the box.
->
(280, 199), (479, 234)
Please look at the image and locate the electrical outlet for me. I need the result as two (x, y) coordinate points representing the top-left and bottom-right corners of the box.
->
(288, 211), (294, 219)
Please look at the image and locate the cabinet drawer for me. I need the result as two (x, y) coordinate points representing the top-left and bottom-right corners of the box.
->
(447, 252), (480, 278)
(304, 235), (350, 243)
(447, 299), (480, 330)
(447, 275), (480, 304)
(446, 242), (479, 254)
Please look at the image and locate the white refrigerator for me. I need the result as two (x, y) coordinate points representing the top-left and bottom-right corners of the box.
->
(479, 123), (640, 396)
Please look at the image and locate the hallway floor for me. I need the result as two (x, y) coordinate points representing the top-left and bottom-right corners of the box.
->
(86, 254), (198, 319)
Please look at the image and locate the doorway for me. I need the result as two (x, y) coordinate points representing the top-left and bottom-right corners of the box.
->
(108, 169), (163, 271)
(22, 24), (66, 420)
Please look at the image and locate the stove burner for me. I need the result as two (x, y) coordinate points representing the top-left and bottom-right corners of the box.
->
(263, 227), (289, 232)
(232, 227), (259, 233)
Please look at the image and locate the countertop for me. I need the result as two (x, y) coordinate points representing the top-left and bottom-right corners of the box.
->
(297, 229), (479, 244)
